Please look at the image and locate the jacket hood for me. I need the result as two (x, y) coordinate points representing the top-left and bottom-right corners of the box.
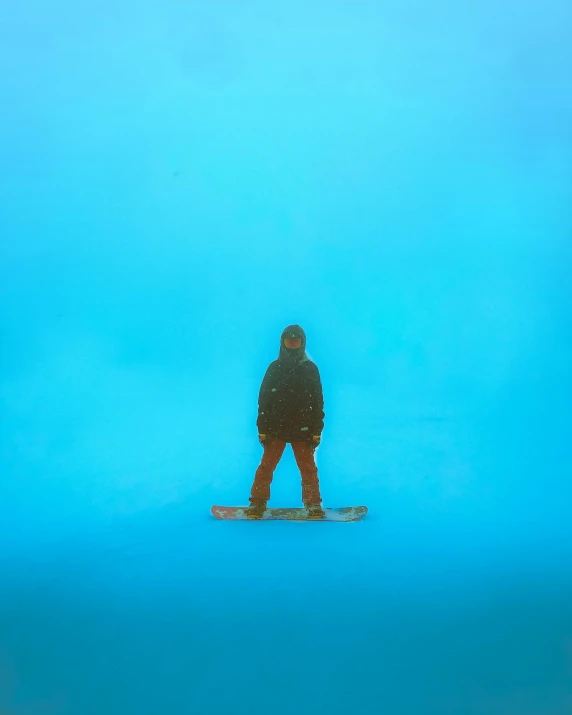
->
(278, 324), (307, 363)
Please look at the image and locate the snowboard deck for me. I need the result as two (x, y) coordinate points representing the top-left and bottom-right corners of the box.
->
(211, 505), (368, 522)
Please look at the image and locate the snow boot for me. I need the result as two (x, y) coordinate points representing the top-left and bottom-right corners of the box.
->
(305, 503), (325, 519)
(244, 498), (267, 519)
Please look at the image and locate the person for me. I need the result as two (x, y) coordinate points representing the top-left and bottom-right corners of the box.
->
(245, 324), (326, 519)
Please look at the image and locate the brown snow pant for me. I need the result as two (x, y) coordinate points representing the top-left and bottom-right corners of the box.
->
(250, 439), (322, 505)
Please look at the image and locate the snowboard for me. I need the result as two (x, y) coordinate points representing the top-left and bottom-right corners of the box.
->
(211, 505), (368, 522)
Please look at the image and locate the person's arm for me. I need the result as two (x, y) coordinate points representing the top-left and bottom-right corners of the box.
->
(304, 363), (325, 436)
(256, 362), (277, 434)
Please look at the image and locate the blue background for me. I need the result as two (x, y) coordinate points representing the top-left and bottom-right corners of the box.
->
(1, 1), (571, 713)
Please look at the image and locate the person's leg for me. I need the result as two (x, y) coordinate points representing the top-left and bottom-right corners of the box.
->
(291, 441), (322, 507)
(249, 438), (287, 503)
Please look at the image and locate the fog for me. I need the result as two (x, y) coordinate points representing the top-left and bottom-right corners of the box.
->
(1, 1), (571, 713)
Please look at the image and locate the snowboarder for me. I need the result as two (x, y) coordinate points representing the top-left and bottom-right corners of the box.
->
(245, 325), (326, 519)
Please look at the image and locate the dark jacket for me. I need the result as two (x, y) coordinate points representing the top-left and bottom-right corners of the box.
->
(256, 325), (325, 443)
